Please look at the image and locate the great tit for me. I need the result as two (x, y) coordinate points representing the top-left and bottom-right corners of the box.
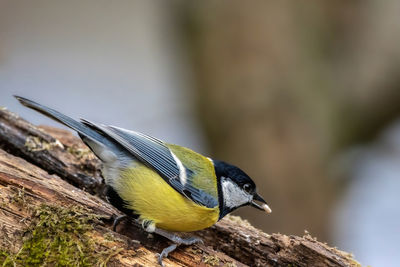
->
(15, 96), (271, 265)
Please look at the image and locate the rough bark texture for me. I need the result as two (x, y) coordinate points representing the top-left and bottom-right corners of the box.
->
(0, 108), (359, 267)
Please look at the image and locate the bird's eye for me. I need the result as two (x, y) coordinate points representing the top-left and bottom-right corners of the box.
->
(243, 183), (251, 193)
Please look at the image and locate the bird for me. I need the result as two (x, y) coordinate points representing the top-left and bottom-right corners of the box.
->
(15, 96), (271, 266)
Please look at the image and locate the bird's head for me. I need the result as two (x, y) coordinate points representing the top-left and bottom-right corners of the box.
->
(213, 160), (271, 220)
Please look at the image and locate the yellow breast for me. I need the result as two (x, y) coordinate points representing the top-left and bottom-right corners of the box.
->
(113, 163), (219, 232)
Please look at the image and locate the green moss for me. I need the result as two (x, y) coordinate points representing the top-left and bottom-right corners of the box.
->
(67, 146), (92, 160)
(203, 255), (220, 266)
(0, 250), (14, 267)
(188, 246), (203, 255)
(25, 136), (63, 152)
(0, 204), (121, 267)
(10, 187), (26, 206)
(102, 232), (125, 245)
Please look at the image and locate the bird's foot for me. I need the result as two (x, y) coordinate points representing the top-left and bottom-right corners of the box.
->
(157, 244), (177, 267)
(111, 214), (128, 231)
(153, 228), (203, 266)
(170, 235), (203, 246)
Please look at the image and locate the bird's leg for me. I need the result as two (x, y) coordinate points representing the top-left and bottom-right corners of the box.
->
(153, 227), (203, 266)
(101, 184), (111, 202)
(154, 228), (203, 245)
(140, 221), (203, 266)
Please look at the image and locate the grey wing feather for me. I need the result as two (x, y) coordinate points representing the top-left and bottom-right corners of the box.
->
(14, 96), (131, 163)
(81, 120), (180, 179)
(108, 126), (181, 179)
(169, 179), (218, 208)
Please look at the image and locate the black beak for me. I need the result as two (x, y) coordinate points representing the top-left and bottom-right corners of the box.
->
(251, 193), (272, 214)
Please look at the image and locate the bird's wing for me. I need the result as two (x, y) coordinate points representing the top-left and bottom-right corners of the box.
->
(166, 143), (219, 200)
(81, 120), (218, 208)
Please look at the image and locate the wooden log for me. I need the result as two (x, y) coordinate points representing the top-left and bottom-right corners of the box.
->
(0, 107), (360, 266)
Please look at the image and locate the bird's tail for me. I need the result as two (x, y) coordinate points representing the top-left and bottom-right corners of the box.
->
(14, 95), (105, 145)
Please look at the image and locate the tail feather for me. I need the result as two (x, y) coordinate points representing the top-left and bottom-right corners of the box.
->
(15, 95), (111, 149)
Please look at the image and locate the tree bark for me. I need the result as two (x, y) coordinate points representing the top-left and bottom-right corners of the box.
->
(0, 108), (359, 267)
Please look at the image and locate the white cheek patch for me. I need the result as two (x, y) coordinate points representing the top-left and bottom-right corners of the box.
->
(221, 177), (252, 208)
(171, 151), (187, 185)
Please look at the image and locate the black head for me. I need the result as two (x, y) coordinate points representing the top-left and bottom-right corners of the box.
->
(213, 160), (271, 220)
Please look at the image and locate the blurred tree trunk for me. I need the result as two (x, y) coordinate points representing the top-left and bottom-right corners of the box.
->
(181, 1), (400, 243)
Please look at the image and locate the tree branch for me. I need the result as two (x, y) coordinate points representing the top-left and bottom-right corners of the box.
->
(0, 108), (359, 266)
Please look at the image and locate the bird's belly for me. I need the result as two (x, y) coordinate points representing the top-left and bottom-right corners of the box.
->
(112, 164), (219, 232)
(147, 200), (219, 232)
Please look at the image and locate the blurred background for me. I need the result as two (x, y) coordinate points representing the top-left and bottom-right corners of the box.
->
(1, 1), (399, 266)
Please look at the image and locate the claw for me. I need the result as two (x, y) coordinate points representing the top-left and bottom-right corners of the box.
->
(151, 227), (204, 266)
(158, 244), (178, 266)
(112, 214), (128, 231)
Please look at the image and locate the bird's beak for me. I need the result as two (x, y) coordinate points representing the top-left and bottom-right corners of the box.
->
(251, 193), (272, 214)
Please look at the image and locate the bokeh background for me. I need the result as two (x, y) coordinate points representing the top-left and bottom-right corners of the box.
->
(1, 1), (400, 266)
